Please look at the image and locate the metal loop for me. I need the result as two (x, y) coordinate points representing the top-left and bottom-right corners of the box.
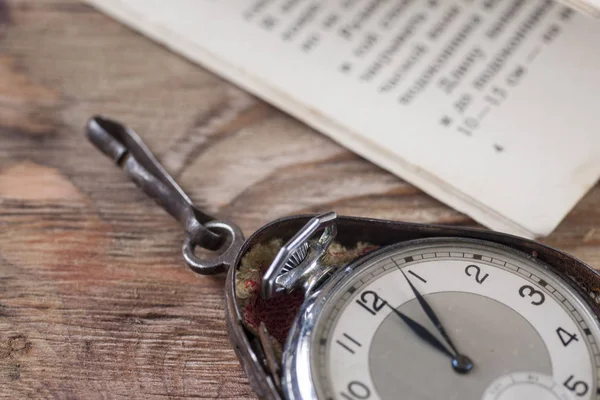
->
(183, 220), (245, 275)
(85, 116), (245, 273)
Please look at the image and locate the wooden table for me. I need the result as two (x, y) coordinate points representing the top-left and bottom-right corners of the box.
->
(0, 1), (598, 398)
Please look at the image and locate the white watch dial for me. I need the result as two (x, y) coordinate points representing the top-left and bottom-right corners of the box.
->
(308, 239), (600, 400)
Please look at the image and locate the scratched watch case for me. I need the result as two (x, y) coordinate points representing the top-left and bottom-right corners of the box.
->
(225, 215), (600, 400)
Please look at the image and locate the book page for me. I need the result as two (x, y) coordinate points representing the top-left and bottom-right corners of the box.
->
(88, 0), (600, 238)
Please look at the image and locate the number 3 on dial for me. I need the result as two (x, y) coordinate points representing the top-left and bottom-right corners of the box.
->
(519, 285), (545, 305)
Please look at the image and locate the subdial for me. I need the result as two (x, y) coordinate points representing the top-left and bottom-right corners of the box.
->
(482, 372), (574, 400)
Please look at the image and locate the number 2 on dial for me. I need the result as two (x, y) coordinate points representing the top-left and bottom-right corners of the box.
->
(465, 264), (489, 284)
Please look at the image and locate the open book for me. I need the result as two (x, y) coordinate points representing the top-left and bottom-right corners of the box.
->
(86, 0), (600, 238)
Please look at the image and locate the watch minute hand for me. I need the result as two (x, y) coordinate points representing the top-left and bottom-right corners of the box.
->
(397, 264), (474, 374)
(399, 267), (460, 355)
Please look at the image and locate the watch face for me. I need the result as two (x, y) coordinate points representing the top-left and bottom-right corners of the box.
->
(288, 238), (600, 400)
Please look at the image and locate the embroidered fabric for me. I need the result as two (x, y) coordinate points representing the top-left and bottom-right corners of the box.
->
(235, 239), (378, 353)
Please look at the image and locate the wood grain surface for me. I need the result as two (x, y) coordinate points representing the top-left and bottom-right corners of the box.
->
(0, 1), (598, 398)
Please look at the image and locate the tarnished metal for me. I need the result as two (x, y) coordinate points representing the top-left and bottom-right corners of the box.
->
(258, 322), (282, 392)
(85, 116), (244, 274)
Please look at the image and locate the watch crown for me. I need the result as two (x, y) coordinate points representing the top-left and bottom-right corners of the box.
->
(281, 242), (309, 274)
(261, 211), (337, 298)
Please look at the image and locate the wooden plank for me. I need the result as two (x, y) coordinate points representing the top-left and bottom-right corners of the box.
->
(0, 0), (598, 398)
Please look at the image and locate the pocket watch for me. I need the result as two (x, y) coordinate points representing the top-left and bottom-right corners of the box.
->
(86, 116), (600, 400)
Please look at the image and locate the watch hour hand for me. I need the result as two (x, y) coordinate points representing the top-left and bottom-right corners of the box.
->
(384, 303), (454, 359)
